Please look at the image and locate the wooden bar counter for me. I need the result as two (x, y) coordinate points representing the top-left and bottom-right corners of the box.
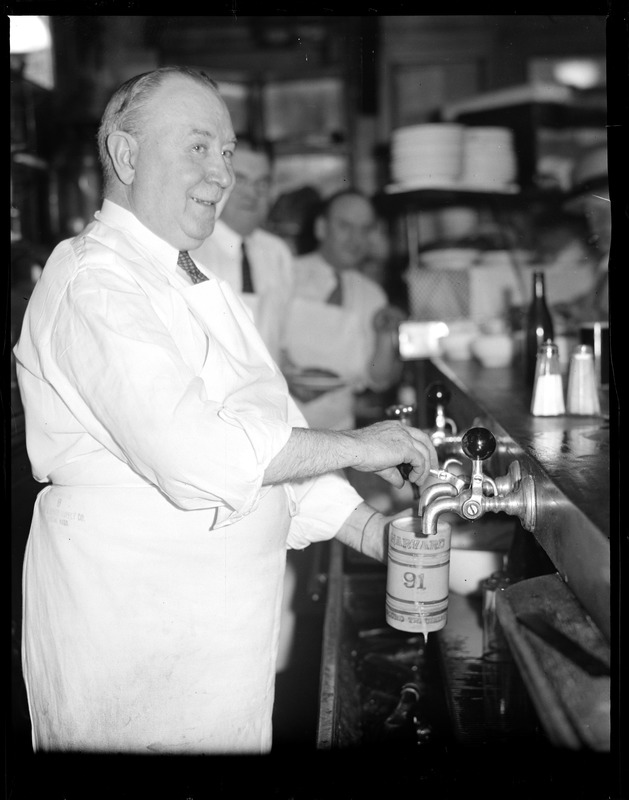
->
(418, 356), (612, 641)
(316, 354), (616, 793)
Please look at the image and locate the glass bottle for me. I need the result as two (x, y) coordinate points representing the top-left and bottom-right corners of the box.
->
(525, 271), (554, 386)
(530, 341), (565, 416)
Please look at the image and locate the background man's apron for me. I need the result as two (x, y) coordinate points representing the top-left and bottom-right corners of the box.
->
(284, 297), (370, 431)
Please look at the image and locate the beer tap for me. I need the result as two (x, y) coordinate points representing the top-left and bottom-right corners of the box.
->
(425, 382), (458, 447)
(422, 427), (537, 536)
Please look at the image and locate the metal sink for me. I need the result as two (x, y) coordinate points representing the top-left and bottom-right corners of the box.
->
(317, 541), (546, 758)
(317, 543), (450, 752)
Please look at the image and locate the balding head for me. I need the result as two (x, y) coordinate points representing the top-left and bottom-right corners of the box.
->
(97, 66), (237, 252)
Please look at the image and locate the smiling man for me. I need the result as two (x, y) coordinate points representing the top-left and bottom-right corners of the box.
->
(13, 67), (437, 755)
(99, 68), (236, 252)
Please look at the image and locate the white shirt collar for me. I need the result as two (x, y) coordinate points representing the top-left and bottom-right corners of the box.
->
(96, 199), (182, 275)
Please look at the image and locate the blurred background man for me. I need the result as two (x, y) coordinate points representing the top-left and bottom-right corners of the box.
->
(282, 189), (406, 431)
(194, 140), (294, 363)
(557, 144), (610, 326)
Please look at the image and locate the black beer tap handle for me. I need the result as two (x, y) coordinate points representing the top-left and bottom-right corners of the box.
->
(426, 381), (450, 408)
(461, 427), (496, 462)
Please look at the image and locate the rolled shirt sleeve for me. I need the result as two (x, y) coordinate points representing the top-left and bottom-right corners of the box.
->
(286, 469), (364, 550)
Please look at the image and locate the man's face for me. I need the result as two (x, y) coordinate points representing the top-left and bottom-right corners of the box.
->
(126, 75), (237, 252)
(318, 195), (376, 271)
(220, 149), (272, 237)
(582, 193), (611, 254)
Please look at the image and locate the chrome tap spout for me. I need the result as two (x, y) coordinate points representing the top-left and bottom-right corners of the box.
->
(422, 493), (465, 537)
(422, 470), (537, 536)
(419, 481), (459, 516)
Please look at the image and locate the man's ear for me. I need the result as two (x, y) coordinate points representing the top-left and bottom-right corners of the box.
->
(314, 215), (326, 243)
(106, 131), (138, 186)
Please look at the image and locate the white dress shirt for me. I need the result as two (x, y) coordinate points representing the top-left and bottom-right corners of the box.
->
(193, 219), (294, 363)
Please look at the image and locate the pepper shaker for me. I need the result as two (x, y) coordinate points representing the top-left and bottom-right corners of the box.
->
(566, 344), (601, 416)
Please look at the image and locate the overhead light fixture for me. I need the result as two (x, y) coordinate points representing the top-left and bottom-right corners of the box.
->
(9, 16), (52, 54)
(553, 59), (602, 90)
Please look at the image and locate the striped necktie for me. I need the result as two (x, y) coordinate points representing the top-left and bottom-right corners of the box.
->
(178, 251), (208, 285)
(241, 240), (255, 294)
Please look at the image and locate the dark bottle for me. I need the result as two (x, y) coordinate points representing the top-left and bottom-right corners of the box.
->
(525, 270), (554, 385)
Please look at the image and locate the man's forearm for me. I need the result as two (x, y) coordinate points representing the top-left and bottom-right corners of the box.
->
(263, 420), (438, 489)
(262, 426), (357, 484)
(334, 501), (388, 563)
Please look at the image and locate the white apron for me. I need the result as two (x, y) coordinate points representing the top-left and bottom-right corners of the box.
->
(285, 297), (370, 430)
(240, 293), (261, 350)
(22, 279), (293, 755)
(239, 293), (288, 368)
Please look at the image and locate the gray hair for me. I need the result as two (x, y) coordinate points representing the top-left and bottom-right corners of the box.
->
(97, 66), (220, 192)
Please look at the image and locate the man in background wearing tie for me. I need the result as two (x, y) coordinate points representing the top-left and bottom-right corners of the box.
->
(12, 66), (437, 760)
(283, 189), (406, 431)
(193, 139), (294, 364)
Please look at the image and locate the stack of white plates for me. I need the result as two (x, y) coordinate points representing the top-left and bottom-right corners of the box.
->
(391, 124), (464, 188)
(460, 127), (518, 190)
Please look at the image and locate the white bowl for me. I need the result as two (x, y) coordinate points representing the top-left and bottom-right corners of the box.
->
(449, 549), (504, 596)
(471, 333), (514, 368)
(437, 206), (480, 239)
(441, 332), (475, 361)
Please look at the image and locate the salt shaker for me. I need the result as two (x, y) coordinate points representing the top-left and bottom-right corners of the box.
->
(566, 344), (601, 416)
(530, 340), (565, 416)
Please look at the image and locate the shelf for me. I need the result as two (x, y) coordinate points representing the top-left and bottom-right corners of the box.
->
(440, 81), (603, 123)
(376, 185), (567, 215)
(12, 151), (49, 170)
(384, 181), (519, 196)
(380, 186), (522, 211)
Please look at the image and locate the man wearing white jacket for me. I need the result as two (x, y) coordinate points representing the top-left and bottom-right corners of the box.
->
(13, 66), (437, 755)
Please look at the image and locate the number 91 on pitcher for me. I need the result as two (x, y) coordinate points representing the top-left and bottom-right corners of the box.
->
(385, 515), (452, 637)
